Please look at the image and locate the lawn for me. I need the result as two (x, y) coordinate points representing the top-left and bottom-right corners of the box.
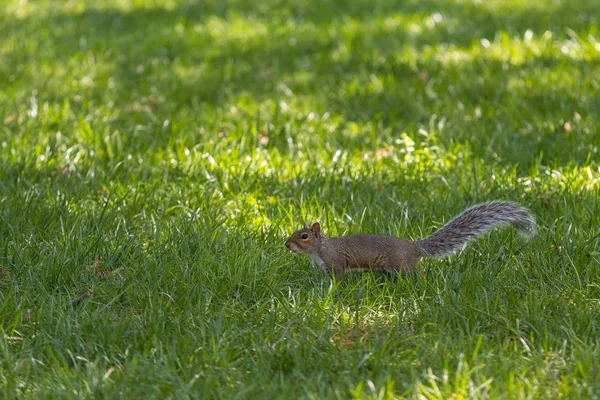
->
(1, 0), (599, 398)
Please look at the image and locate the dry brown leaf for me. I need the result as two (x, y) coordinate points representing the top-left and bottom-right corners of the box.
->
(258, 132), (269, 146)
(100, 266), (126, 279)
(0, 266), (11, 281)
(330, 324), (378, 349)
(22, 311), (33, 322)
(82, 257), (126, 280)
(82, 256), (102, 276)
(71, 290), (92, 307)
(57, 164), (76, 176)
(375, 146), (395, 159)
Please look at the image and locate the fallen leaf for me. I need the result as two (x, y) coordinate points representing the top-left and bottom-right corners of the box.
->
(71, 290), (92, 307)
(0, 266), (10, 281)
(258, 132), (269, 146)
(22, 311), (33, 322)
(82, 256), (102, 276)
(100, 266), (126, 279)
(57, 164), (76, 176)
(375, 146), (395, 159)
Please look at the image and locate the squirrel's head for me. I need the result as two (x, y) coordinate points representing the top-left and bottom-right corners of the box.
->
(285, 222), (323, 253)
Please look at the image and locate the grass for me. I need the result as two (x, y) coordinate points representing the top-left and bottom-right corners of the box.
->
(1, 0), (599, 398)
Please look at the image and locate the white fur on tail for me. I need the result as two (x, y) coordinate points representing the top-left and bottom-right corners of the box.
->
(417, 201), (536, 258)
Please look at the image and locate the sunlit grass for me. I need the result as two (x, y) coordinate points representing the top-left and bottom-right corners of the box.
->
(1, 0), (599, 398)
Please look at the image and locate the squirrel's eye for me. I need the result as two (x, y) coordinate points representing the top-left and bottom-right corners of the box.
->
(301, 233), (309, 239)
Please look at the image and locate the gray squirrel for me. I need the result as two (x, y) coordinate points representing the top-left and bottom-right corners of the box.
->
(285, 201), (536, 277)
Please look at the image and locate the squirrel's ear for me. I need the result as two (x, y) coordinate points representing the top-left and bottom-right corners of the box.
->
(303, 222), (309, 229)
(311, 222), (321, 238)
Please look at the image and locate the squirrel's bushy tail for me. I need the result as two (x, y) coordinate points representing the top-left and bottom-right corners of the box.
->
(416, 201), (536, 258)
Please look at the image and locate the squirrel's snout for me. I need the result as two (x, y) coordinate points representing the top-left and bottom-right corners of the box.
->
(285, 241), (299, 252)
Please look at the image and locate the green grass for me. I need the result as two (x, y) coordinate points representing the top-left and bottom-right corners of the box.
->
(1, 0), (599, 398)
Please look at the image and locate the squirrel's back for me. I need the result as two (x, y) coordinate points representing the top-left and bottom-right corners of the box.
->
(327, 234), (420, 273)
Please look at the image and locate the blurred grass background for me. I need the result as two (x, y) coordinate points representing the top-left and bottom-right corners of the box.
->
(1, 0), (599, 398)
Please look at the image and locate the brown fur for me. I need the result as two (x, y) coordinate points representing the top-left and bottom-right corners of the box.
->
(285, 201), (535, 277)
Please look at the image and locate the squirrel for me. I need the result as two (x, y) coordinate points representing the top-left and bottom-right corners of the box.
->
(285, 201), (536, 277)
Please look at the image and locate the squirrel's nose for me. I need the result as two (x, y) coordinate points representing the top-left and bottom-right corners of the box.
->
(285, 242), (290, 248)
